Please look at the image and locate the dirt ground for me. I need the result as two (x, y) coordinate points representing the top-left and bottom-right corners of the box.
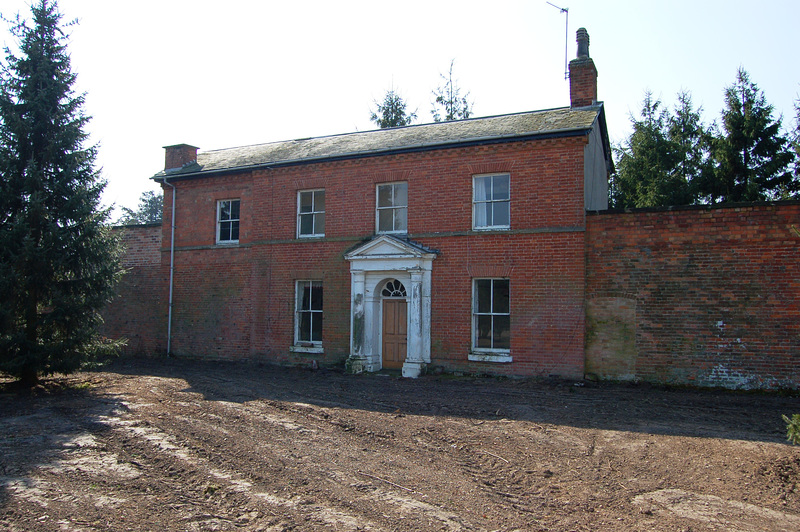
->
(1, 357), (799, 531)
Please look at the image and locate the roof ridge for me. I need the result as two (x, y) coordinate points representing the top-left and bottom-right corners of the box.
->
(199, 106), (579, 155)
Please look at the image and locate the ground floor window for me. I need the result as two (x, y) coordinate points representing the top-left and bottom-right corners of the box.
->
(472, 278), (510, 352)
(296, 281), (323, 345)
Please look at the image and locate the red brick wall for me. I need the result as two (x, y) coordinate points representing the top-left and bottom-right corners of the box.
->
(160, 136), (589, 377)
(586, 203), (800, 389)
(101, 224), (166, 355)
(569, 58), (598, 107)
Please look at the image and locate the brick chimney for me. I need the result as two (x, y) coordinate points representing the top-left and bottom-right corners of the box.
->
(164, 144), (198, 171)
(568, 28), (598, 107)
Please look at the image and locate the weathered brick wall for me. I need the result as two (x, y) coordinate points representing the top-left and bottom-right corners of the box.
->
(568, 58), (598, 108)
(586, 203), (800, 389)
(161, 136), (590, 377)
(101, 224), (166, 356)
(110, 185), (799, 387)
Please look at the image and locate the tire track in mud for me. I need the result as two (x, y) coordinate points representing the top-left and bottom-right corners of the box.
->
(6, 363), (797, 530)
(103, 374), (482, 530)
(105, 395), (380, 529)
(410, 421), (549, 518)
(0, 390), (155, 531)
(406, 416), (637, 527)
(1, 377), (351, 531)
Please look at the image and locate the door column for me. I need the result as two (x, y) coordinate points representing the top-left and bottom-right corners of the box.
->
(402, 268), (425, 378)
(347, 270), (368, 373)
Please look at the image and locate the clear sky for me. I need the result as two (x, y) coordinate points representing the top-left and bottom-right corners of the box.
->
(2, 0), (799, 217)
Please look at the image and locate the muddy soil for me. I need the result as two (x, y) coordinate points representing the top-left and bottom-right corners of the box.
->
(1, 357), (799, 531)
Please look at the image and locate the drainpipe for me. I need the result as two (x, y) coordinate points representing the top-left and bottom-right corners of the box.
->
(161, 177), (176, 355)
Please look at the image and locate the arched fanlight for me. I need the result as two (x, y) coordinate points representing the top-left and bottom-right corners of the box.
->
(381, 279), (407, 297)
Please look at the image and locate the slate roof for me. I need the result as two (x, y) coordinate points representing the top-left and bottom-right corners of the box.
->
(155, 104), (604, 179)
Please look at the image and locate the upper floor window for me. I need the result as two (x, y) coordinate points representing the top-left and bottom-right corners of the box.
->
(473, 278), (510, 352)
(217, 199), (240, 243)
(376, 182), (407, 234)
(298, 189), (325, 238)
(473, 174), (510, 230)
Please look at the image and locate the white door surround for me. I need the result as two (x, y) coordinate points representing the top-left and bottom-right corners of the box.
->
(344, 235), (436, 378)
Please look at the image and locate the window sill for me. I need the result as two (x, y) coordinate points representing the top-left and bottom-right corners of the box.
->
(215, 240), (240, 246)
(298, 234), (325, 240)
(468, 351), (512, 363)
(290, 345), (323, 355)
(472, 226), (510, 232)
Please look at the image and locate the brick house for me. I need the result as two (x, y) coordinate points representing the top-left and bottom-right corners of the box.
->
(152, 28), (612, 378)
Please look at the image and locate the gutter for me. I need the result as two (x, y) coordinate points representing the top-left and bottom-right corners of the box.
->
(159, 176), (177, 355)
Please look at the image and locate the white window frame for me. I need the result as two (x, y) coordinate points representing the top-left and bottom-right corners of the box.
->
(294, 280), (323, 351)
(472, 173), (510, 230)
(469, 278), (512, 363)
(297, 189), (325, 238)
(216, 199), (240, 244)
(376, 182), (408, 234)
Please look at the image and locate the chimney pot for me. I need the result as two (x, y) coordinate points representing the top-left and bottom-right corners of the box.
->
(164, 144), (198, 171)
(576, 27), (590, 59)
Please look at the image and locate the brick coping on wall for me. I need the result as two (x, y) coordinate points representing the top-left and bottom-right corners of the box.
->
(112, 222), (163, 229)
(587, 198), (800, 216)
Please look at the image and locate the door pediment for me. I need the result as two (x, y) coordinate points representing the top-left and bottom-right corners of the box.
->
(344, 235), (437, 263)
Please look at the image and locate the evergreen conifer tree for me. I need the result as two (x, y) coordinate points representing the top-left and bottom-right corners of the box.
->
(612, 92), (692, 208)
(669, 91), (714, 202)
(118, 190), (163, 224)
(431, 60), (473, 122)
(708, 68), (796, 202)
(792, 97), (800, 181)
(0, 0), (122, 386)
(370, 89), (416, 129)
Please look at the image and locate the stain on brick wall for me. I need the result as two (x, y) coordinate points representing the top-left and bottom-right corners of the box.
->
(585, 296), (637, 380)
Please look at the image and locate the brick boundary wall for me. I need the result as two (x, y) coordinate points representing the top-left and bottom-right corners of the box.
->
(586, 202), (800, 389)
(100, 224), (167, 356)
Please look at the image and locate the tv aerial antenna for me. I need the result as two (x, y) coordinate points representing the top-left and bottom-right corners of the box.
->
(547, 2), (569, 79)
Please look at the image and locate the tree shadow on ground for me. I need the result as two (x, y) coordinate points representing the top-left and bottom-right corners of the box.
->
(0, 376), (126, 508)
(102, 356), (798, 445)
